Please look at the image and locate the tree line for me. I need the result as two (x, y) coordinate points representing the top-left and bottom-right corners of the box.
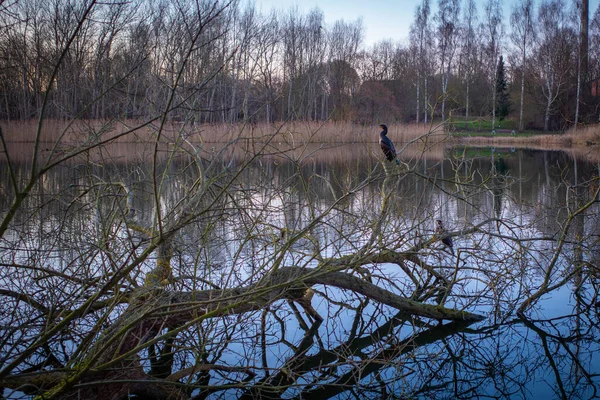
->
(1, 0), (599, 131)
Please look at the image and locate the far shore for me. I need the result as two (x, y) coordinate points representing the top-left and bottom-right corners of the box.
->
(1, 119), (598, 158)
(452, 125), (600, 147)
(451, 125), (600, 163)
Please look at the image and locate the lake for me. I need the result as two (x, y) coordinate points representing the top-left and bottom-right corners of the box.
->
(0, 140), (598, 399)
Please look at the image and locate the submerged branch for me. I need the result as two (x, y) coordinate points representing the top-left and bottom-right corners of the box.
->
(1, 263), (484, 398)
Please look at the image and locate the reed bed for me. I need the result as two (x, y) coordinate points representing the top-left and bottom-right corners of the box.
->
(563, 124), (600, 146)
(3, 119), (597, 147)
(0, 119), (448, 165)
(263, 121), (435, 144)
(0, 119), (437, 145)
(4, 119), (597, 163)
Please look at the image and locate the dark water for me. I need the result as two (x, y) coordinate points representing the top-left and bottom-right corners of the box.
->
(0, 142), (599, 398)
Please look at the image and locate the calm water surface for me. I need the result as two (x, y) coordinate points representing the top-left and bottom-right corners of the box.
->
(0, 142), (598, 399)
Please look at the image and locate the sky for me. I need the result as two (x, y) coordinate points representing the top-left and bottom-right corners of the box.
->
(247, 0), (600, 47)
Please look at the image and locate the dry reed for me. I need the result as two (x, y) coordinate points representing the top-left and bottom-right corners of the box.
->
(0, 119), (449, 164)
(5, 119), (596, 162)
(0, 119), (438, 145)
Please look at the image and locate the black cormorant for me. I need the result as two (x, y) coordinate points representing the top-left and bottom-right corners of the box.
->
(379, 124), (400, 165)
(436, 219), (454, 255)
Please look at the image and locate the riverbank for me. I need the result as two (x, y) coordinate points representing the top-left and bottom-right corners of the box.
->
(451, 124), (600, 163)
(452, 123), (600, 146)
(1, 119), (598, 152)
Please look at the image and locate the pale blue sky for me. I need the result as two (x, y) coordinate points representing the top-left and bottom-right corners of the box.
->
(248, 0), (600, 47)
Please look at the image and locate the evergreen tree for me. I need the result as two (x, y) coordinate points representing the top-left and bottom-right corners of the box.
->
(495, 55), (510, 121)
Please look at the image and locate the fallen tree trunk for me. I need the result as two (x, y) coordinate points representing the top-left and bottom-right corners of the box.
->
(2, 265), (484, 399)
(164, 266), (483, 326)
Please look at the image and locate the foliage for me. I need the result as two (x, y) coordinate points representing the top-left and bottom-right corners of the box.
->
(495, 55), (510, 121)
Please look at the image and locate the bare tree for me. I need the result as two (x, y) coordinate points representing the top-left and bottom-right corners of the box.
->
(1, 0), (599, 130)
(535, 0), (574, 131)
(327, 18), (363, 121)
(459, 0), (479, 121)
(89, 1), (138, 119)
(591, 3), (600, 121)
(572, 0), (589, 128)
(303, 8), (327, 121)
(510, 0), (535, 132)
(249, 10), (280, 123)
(483, 0), (503, 130)
(435, 0), (460, 124)
(410, 0), (433, 124)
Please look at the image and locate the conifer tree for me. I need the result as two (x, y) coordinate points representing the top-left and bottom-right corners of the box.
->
(495, 55), (510, 121)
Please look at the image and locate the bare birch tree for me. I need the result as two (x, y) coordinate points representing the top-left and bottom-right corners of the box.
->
(572, 0), (589, 129)
(591, 4), (600, 121)
(510, 0), (535, 132)
(250, 10), (280, 123)
(435, 0), (460, 124)
(536, 0), (574, 131)
(459, 0), (478, 121)
(483, 0), (503, 130)
(410, 0), (433, 124)
(327, 18), (363, 121)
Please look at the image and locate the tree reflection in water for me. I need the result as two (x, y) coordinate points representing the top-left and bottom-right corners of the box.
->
(0, 143), (598, 399)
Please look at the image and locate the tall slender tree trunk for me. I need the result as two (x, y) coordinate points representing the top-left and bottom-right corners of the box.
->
(230, 61), (238, 123)
(441, 74), (446, 122)
(287, 72), (293, 119)
(575, 47), (581, 129)
(442, 62), (451, 124)
(519, 69), (525, 131)
(266, 102), (270, 123)
(492, 66), (497, 130)
(465, 70), (470, 120)
(519, 46), (526, 132)
(416, 73), (420, 124)
(544, 82), (552, 132)
(221, 79), (226, 123)
(424, 77), (428, 124)
(581, 0), (589, 81)
(208, 76), (217, 123)
(576, 0), (589, 129)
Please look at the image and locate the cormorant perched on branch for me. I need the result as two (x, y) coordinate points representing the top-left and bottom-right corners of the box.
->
(378, 124), (400, 165)
(436, 219), (454, 255)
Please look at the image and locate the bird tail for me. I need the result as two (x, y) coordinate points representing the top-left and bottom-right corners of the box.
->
(395, 158), (400, 165)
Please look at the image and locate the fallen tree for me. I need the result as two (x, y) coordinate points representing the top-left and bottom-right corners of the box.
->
(1, 237), (484, 399)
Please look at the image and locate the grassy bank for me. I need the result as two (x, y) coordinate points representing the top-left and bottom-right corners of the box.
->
(452, 123), (600, 147)
(451, 123), (600, 163)
(450, 118), (521, 133)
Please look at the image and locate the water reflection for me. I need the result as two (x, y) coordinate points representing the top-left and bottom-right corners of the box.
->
(0, 142), (598, 399)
